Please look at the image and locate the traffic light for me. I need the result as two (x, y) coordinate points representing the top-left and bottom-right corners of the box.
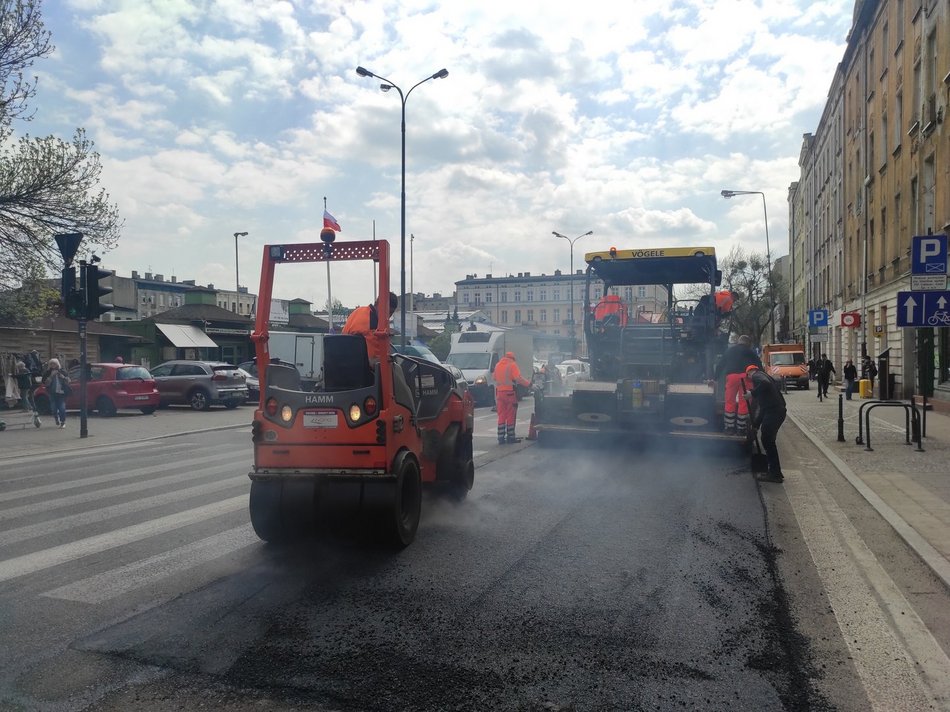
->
(81, 262), (114, 321)
(60, 266), (83, 320)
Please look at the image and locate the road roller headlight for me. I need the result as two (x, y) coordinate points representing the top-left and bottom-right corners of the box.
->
(349, 403), (362, 423)
(281, 405), (293, 422)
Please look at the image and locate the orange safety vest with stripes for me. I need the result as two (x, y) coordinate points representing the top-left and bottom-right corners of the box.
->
(493, 356), (529, 392)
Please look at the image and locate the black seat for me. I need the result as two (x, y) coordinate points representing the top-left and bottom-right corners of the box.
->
(323, 335), (374, 391)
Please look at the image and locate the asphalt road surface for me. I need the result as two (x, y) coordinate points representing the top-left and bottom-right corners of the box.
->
(0, 410), (947, 711)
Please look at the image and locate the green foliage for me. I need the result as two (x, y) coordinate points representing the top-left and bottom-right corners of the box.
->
(0, 258), (59, 325)
(0, 1), (123, 293)
(719, 245), (787, 345)
(427, 319), (459, 361)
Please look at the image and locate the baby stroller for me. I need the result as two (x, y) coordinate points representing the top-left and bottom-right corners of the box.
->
(0, 366), (42, 431)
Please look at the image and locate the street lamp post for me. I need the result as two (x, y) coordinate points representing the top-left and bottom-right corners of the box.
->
(720, 190), (776, 343)
(233, 231), (249, 314)
(356, 65), (449, 346)
(552, 230), (593, 357)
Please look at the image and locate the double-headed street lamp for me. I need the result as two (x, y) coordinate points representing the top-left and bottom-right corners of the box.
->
(720, 189), (776, 343)
(356, 65), (449, 346)
(553, 230), (593, 356)
(233, 231), (249, 314)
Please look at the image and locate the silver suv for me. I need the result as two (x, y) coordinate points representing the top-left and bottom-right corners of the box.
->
(149, 360), (249, 410)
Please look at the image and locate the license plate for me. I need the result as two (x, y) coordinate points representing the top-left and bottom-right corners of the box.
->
(303, 410), (338, 428)
(133, 395), (149, 401)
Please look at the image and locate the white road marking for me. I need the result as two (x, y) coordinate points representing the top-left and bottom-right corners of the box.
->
(785, 469), (950, 710)
(0, 460), (245, 522)
(0, 475), (247, 547)
(42, 525), (259, 604)
(0, 496), (246, 584)
(0, 450), (248, 504)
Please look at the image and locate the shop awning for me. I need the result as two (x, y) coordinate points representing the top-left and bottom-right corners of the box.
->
(156, 323), (219, 348)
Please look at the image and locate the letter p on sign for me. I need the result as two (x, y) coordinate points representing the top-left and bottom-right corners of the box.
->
(912, 234), (948, 275)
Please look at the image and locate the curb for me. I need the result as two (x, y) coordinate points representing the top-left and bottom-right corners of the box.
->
(787, 411), (950, 590)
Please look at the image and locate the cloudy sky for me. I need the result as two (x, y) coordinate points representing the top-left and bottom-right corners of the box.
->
(26, 0), (852, 310)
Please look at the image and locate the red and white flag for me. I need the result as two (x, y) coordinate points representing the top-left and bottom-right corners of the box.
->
(323, 209), (342, 232)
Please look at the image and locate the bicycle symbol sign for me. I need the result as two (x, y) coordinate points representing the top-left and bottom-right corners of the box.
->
(896, 290), (950, 327)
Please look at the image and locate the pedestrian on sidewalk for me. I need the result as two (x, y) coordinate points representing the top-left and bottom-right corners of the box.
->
(745, 364), (787, 483)
(43, 358), (71, 428)
(815, 353), (835, 399)
(493, 351), (532, 444)
(807, 357), (817, 381)
(843, 359), (858, 400)
(862, 356), (877, 391)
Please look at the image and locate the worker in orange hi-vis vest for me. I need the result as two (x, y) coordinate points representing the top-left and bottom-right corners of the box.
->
(343, 292), (397, 361)
(492, 351), (532, 444)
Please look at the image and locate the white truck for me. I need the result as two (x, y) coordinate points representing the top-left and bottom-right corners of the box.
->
(267, 331), (324, 389)
(445, 329), (534, 406)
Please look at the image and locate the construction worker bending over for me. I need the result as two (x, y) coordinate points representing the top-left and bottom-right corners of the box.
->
(493, 351), (532, 444)
(711, 334), (762, 434)
(745, 364), (787, 483)
(343, 292), (398, 362)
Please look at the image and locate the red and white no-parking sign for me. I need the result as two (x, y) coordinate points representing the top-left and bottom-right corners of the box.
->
(841, 312), (861, 327)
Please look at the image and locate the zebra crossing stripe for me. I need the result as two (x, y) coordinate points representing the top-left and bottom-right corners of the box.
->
(0, 475), (247, 547)
(0, 496), (247, 583)
(42, 525), (259, 604)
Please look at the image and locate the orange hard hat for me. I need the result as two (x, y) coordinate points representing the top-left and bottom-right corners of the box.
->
(745, 364), (758, 374)
(505, 351), (515, 359)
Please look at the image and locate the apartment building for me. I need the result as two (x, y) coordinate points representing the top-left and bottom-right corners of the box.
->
(791, 0), (948, 402)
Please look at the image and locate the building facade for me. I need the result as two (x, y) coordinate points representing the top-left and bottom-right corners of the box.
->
(791, 0), (949, 403)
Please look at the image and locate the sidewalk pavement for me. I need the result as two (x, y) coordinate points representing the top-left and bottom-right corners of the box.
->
(0, 406), (254, 463)
(784, 384), (950, 590)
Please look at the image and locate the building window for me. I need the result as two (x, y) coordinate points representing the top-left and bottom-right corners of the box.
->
(514, 290), (521, 302)
(637, 286), (647, 298)
(553, 289), (560, 301)
(527, 310), (534, 323)
(514, 309), (521, 323)
(501, 291), (508, 303)
(501, 310), (508, 324)
(526, 290), (533, 302)
(554, 308), (560, 322)
(485, 292), (492, 303)
(540, 289), (546, 301)
(540, 309), (547, 323)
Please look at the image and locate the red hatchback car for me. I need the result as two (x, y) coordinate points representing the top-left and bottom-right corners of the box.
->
(34, 363), (161, 417)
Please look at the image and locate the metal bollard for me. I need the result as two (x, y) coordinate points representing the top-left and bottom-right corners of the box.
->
(837, 394), (845, 442)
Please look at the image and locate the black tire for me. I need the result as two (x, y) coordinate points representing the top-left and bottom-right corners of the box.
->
(448, 458), (475, 501)
(249, 480), (286, 543)
(34, 394), (51, 415)
(381, 455), (422, 548)
(224, 398), (241, 410)
(189, 388), (211, 411)
(140, 406), (157, 415)
(96, 395), (118, 418)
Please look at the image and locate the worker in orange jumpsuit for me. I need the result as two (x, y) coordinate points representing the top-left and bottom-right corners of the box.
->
(713, 334), (762, 434)
(343, 292), (397, 361)
(493, 351), (532, 444)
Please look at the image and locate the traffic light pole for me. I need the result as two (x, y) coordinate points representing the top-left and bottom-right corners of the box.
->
(77, 260), (89, 438)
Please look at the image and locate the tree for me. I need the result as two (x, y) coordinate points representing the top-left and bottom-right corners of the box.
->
(0, 0), (122, 319)
(718, 245), (786, 345)
(428, 320), (460, 361)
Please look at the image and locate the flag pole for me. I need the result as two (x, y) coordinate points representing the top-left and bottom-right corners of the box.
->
(324, 196), (333, 333)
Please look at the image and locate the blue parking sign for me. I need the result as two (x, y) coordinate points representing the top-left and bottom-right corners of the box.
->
(911, 235), (948, 275)
(808, 309), (829, 327)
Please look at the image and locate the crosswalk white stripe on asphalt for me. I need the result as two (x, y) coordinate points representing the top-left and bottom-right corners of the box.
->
(0, 495), (247, 583)
(0, 449), (249, 504)
(0, 475), (247, 547)
(0, 460), (245, 522)
(42, 525), (260, 604)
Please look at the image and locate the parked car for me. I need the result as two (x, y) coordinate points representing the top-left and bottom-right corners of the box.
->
(149, 360), (249, 410)
(237, 361), (260, 402)
(34, 363), (160, 417)
(558, 359), (591, 382)
(392, 343), (442, 364)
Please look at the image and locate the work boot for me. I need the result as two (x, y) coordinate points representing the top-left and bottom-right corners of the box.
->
(507, 437), (522, 444)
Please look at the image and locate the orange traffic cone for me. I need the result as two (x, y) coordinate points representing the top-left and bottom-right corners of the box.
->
(527, 412), (537, 440)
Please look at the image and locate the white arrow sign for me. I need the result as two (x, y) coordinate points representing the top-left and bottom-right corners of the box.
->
(903, 294), (918, 322)
(939, 296), (948, 309)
